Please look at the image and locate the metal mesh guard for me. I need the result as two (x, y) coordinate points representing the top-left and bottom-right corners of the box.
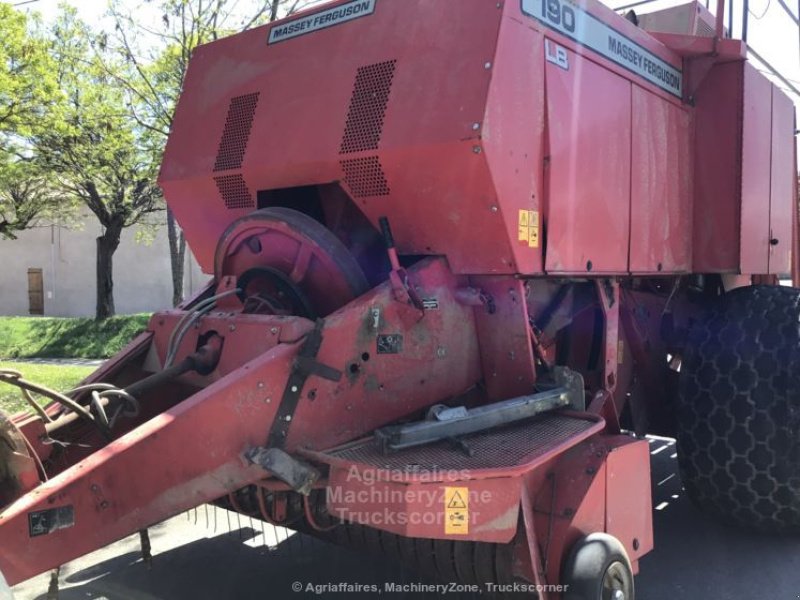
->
(326, 413), (597, 474)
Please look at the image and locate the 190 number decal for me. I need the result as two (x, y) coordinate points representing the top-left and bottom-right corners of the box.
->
(539, 0), (576, 32)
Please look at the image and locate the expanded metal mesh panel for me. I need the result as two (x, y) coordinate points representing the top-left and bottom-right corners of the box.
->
(328, 413), (596, 473)
(339, 60), (397, 154)
(213, 92), (260, 171)
(214, 174), (254, 209)
(340, 156), (390, 197)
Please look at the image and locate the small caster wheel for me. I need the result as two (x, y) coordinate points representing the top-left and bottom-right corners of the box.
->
(562, 533), (634, 600)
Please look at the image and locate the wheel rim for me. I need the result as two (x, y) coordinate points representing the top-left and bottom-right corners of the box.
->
(602, 561), (632, 600)
(215, 208), (368, 317)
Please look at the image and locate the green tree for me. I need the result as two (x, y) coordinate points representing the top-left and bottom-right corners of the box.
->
(0, 3), (56, 138)
(33, 8), (162, 320)
(106, 0), (312, 306)
(0, 4), (62, 240)
(0, 162), (64, 240)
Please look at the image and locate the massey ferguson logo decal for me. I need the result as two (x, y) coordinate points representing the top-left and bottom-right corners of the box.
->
(521, 0), (683, 97)
(268, 0), (376, 44)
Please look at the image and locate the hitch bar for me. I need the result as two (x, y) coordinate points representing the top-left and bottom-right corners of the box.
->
(375, 367), (585, 452)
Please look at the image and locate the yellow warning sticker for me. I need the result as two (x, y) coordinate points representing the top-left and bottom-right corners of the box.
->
(518, 210), (540, 248)
(444, 486), (469, 535)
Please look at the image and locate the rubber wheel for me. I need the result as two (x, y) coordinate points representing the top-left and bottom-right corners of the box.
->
(677, 285), (800, 531)
(562, 533), (634, 600)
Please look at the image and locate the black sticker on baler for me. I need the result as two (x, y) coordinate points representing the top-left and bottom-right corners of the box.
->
(28, 505), (74, 537)
(268, 0), (376, 44)
(377, 334), (403, 354)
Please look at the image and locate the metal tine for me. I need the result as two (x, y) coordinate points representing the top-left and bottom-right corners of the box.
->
(214, 504), (218, 534)
(236, 510), (243, 541)
(205, 504), (209, 529)
(225, 506), (232, 534)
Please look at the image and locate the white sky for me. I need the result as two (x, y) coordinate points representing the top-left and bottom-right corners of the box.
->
(5, 0), (799, 104)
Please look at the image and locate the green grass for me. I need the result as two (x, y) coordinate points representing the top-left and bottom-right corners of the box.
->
(0, 361), (94, 414)
(0, 314), (150, 359)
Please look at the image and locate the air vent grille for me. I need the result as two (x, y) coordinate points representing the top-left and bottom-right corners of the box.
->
(214, 174), (255, 209)
(214, 93), (260, 171)
(340, 156), (390, 198)
(339, 60), (397, 154)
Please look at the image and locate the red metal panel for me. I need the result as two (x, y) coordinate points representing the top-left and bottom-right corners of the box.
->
(545, 47), (632, 274)
(469, 277), (536, 401)
(287, 259), (483, 449)
(160, 0), (506, 274)
(692, 62), (742, 272)
(630, 86), (692, 273)
(604, 436), (653, 563)
(356, 143), (517, 275)
(769, 86), (795, 275)
(325, 468), (521, 543)
(483, 15), (546, 275)
(739, 63), (773, 275)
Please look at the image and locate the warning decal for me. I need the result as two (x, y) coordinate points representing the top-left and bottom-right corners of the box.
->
(518, 210), (540, 248)
(444, 487), (469, 535)
(28, 505), (75, 538)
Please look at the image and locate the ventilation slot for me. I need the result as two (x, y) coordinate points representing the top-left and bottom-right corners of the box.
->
(339, 60), (397, 154)
(214, 174), (255, 209)
(213, 92), (260, 171)
(340, 156), (390, 198)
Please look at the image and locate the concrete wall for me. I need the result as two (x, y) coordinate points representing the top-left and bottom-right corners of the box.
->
(0, 213), (208, 317)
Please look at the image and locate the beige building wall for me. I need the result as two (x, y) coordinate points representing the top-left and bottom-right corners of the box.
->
(0, 215), (207, 317)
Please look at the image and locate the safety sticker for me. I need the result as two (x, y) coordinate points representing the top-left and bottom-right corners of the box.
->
(518, 210), (540, 248)
(444, 486), (469, 535)
(28, 505), (74, 538)
(422, 298), (439, 310)
(268, 0), (376, 44)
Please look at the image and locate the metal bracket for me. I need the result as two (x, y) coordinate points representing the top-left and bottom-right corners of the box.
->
(375, 368), (585, 453)
(245, 447), (320, 495)
(267, 320), (341, 448)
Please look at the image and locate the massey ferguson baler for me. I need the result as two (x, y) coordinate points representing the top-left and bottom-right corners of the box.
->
(1, 0), (798, 597)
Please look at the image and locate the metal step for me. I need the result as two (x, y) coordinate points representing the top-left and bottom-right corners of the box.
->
(304, 411), (604, 479)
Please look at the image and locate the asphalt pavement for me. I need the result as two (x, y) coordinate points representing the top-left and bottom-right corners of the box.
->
(11, 436), (800, 600)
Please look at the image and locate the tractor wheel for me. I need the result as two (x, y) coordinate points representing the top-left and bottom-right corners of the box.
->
(677, 285), (800, 531)
(562, 533), (634, 600)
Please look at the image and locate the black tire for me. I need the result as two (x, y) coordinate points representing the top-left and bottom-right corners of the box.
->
(562, 533), (634, 600)
(677, 285), (800, 532)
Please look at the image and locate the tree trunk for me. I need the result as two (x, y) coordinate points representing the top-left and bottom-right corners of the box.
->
(96, 223), (122, 321)
(167, 208), (186, 307)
